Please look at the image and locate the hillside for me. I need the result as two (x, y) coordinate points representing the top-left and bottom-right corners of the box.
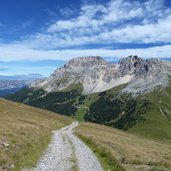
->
(84, 79), (171, 140)
(7, 80), (171, 140)
(1, 98), (171, 171)
(6, 83), (83, 116)
(76, 122), (171, 171)
(0, 98), (72, 171)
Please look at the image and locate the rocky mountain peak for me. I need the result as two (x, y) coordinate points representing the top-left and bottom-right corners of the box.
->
(66, 56), (107, 67)
(119, 55), (140, 63)
(119, 55), (142, 72)
(31, 55), (171, 95)
(117, 55), (162, 77)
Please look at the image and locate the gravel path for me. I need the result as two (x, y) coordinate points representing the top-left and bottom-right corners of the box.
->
(25, 122), (103, 171)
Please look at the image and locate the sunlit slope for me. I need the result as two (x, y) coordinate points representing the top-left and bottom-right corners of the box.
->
(6, 80), (171, 140)
(76, 122), (171, 171)
(128, 80), (171, 140)
(0, 98), (72, 171)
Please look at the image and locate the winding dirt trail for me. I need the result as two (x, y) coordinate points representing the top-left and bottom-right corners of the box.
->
(27, 122), (103, 171)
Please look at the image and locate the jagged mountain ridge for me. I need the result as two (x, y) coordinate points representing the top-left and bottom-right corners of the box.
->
(31, 56), (171, 95)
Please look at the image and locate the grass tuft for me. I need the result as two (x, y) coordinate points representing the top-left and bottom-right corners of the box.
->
(76, 133), (125, 171)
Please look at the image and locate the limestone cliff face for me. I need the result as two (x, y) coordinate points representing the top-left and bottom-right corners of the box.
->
(116, 56), (163, 77)
(31, 56), (171, 95)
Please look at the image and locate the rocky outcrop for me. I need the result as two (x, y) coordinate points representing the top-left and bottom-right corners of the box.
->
(66, 56), (107, 67)
(31, 56), (171, 95)
(116, 55), (163, 77)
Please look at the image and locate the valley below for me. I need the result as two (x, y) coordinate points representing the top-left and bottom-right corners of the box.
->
(1, 56), (171, 171)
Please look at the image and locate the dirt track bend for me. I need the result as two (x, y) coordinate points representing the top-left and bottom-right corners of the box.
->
(27, 122), (103, 171)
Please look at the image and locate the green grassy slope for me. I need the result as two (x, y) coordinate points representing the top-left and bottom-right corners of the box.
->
(128, 81), (171, 140)
(6, 81), (171, 140)
(0, 98), (72, 171)
(74, 84), (128, 121)
(6, 83), (83, 116)
(76, 122), (171, 171)
(84, 82), (171, 140)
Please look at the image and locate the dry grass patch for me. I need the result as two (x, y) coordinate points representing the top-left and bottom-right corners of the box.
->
(75, 122), (171, 171)
(0, 98), (72, 171)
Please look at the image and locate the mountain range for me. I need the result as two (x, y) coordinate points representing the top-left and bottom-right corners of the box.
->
(0, 74), (44, 96)
(6, 56), (171, 140)
(31, 55), (171, 95)
(0, 73), (44, 80)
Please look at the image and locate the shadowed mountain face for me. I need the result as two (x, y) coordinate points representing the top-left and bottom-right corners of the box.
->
(31, 56), (171, 95)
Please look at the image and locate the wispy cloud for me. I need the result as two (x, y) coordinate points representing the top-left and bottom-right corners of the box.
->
(0, 0), (171, 61)
(17, 0), (170, 52)
(0, 44), (171, 61)
(59, 7), (76, 18)
(14, 20), (33, 32)
(45, 6), (76, 19)
(43, 0), (171, 45)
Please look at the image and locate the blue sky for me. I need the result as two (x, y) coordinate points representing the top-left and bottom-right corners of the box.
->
(0, 0), (171, 76)
(0, 60), (65, 76)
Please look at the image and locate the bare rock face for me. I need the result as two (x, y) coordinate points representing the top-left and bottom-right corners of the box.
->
(31, 56), (171, 95)
(120, 56), (171, 95)
(116, 55), (163, 77)
(31, 56), (120, 93)
(67, 56), (107, 67)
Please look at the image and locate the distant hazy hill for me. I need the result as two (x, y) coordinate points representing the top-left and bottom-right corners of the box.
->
(0, 73), (44, 80)
(0, 74), (44, 96)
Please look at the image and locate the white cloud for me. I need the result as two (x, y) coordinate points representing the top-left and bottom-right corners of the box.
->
(59, 7), (76, 17)
(1, 0), (170, 49)
(47, 0), (144, 32)
(28, 12), (171, 49)
(98, 14), (171, 43)
(34, 0), (171, 48)
(1, 0), (171, 61)
(0, 43), (171, 61)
